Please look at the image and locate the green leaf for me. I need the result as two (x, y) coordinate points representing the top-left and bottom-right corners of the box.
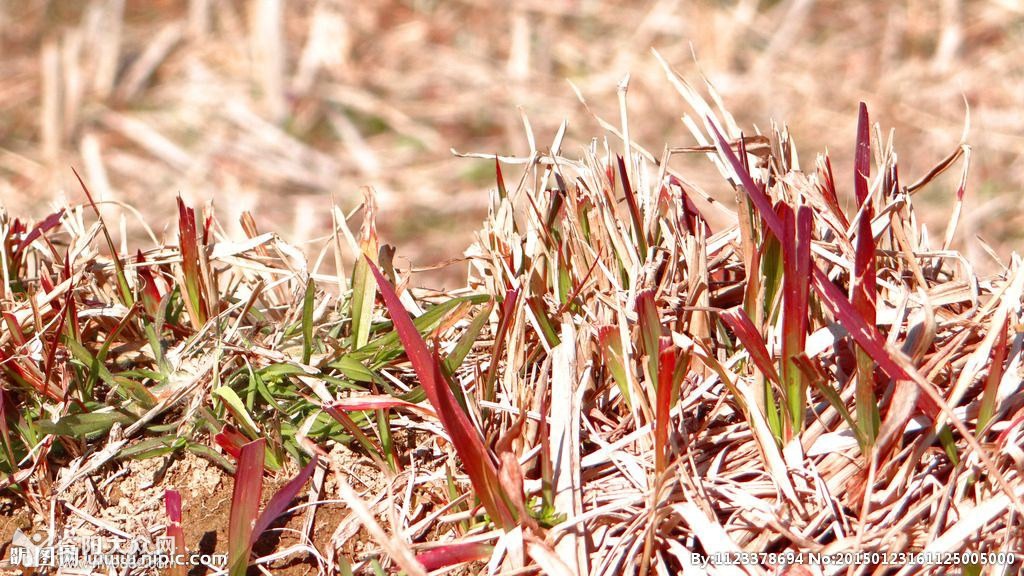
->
(636, 290), (662, 389)
(214, 386), (261, 439)
(444, 301), (493, 374)
(330, 356), (376, 383)
(66, 339), (156, 409)
(118, 435), (185, 460)
(525, 295), (560, 350)
(350, 256), (377, 351)
(302, 278), (317, 364)
(38, 410), (134, 438)
(347, 295), (489, 364)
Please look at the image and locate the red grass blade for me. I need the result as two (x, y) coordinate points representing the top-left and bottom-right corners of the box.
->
(810, 268), (924, 399)
(709, 122), (782, 236)
(416, 542), (493, 571)
(228, 438), (265, 576)
(135, 250), (163, 317)
(1, 312), (26, 346)
(367, 257), (516, 530)
(0, 390), (14, 471)
(0, 346), (64, 402)
(654, 339), (677, 474)
(617, 154), (648, 256)
(495, 158), (508, 200)
(13, 209), (64, 259)
(852, 103), (880, 443)
(250, 456), (317, 545)
(709, 119), (913, 387)
(720, 307), (780, 384)
(817, 155), (850, 229)
(177, 197), (208, 327)
(852, 102), (877, 326)
(484, 288), (519, 403)
(321, 404), (389, 470)
(854, 103), (872, 206)
(214, 424), (249, 460)
(781, 205), (812, 435)
(164, 489), (186, 576)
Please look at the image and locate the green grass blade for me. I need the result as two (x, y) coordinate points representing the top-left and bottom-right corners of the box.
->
(302, 277), (316, 364)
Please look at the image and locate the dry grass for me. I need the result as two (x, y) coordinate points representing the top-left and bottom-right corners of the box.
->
(1, 2), (1024, 575)
(1, 1), (1023, 287)
(2, 54), (1024, 574)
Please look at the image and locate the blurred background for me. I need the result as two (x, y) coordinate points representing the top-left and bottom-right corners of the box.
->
(1, 0), (1022, 287)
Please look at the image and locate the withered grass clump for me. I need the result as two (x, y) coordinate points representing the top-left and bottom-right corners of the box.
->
(1, 56), (1022, 575)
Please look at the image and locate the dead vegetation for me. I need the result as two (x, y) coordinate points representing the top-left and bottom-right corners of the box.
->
(1, 1), (1023, 287)
(1, 1), (1023, 575)
(1, 47), (1024, 574)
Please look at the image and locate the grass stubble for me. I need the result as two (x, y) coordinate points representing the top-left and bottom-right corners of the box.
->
(0, 53), (1022, 575)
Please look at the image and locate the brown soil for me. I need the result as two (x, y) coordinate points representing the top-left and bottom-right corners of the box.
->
(160, 450), (361, 576)
(0, 431), (426, 575)
(0, 449), (378, 575)
(0, 495), (33, 565)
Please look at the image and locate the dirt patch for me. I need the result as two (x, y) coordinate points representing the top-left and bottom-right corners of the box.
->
(166, 456), (233, 575)
(164, 442), (390, 575)
(0, 496), (33, 563)
(90, 456), (170, 538)
(0, 439), (404, 574)
(250, 497), (350, 576)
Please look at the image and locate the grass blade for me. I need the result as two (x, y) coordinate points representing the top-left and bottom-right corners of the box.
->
(617, 154), (648, 257)
(977, 323), (1009, 433)
(228, 438), (265, 576)
(367, 257), (516, 529)
(416, 542), (493, 571)
(350, 190), (379, 350)
(654, 339), (677, 474)
(720, 307), (780, 384)
(302, 277), (316, 364)
(135, 250), (163, 318)
(321, 403), (389, 470)
(495, 158), (508, 200)
(721, 304), (783, 439)
(444, 301), (494, 374)
(636, 290), (662, 391)
(72, 168), (134, 307)
(164, 489), (186, 576)
(214, 424), (248, 460)
(852, 103), (880, 444)
(484, 289), (520, 403)
(329, 396), (436, 419)
(214, 386), (261, 439)
(177, 197), (208, 328)
(598, 325), (631, 407)
(709, 119), (911, 386)
(781, 205), (812, 436)
(250, 456), (317, 545)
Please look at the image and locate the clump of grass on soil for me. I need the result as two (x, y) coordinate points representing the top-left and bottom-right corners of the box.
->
(0, 54), (1022, 575)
